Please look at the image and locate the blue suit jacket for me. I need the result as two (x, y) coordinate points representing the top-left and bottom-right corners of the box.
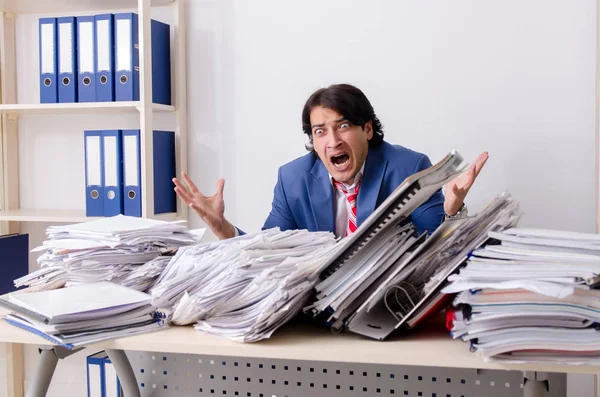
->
(262, 141), (445, 235)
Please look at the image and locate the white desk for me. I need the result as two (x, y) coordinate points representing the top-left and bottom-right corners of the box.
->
(0, 316), (596, 397)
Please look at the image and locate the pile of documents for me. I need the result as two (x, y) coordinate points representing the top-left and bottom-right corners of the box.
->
(443, 228), (600, 364)
(0, 281), (166, 349)
(303, 151), (521, 340)
(305, 150), (467, 332)
(16, 215), (201, 292)
(149, 228), (337, 342)
(344, 193), (520, 340)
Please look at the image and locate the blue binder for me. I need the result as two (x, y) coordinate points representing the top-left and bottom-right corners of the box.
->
(87, 351), (106, 397)
(77, 16), (96, 102)
(150, 18), (171, 105)
(102, 130), (124, 216)
(122, 129), (142, 217)
(103, 356), (122, 397)
(114, 13), (171, 105)
(120, 130), (176, 216)
(153, 130), (176, 214)
(86, 351), (121, 397)
(39, 18), (58, 103)
(0, 234), (28, 295)
(94, 14), (115, 102)
(114, 13), (138, 103)
(84, 130), (104, 217)
(57, 17), (77, 103)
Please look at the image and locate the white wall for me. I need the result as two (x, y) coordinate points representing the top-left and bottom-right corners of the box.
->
(187, 0), (596, 237)
(7, 0), (597, 396)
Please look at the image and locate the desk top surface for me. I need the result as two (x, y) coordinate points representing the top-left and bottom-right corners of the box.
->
(1, 313), (599, 375)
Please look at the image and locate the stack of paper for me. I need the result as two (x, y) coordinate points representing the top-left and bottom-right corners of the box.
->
(16, 215), (202, 292)
(304, 150), (467, 332)
(305, 223), (423, 330)
(345, 193), (521, 340)
(149, 228), (337, 342)
(443, 227), (600, 364)
(0, 281), (166, 349)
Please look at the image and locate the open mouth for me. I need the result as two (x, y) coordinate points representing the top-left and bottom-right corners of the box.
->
(331, 153), (350, 169)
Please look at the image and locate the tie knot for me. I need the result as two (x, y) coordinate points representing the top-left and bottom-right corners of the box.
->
(332, 177), (362, 199)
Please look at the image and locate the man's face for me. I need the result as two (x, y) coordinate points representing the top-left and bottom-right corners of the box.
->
(310, 106), (373, 185)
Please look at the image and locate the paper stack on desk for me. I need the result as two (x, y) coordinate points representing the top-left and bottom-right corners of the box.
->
(150, 228), (337, 342)
(443, 228), (600, 364)
(344, 193), (520, 340)
(304, 150), (467, 332)
(0, 281), (167, 349)
(16, 215), (202, 292)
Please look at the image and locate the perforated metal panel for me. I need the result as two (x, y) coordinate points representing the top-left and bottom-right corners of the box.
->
(126, 351), (566, 397)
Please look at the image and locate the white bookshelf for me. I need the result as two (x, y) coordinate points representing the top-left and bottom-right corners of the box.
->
(0, 0), (188, 224)
(0, 3), (188, 393)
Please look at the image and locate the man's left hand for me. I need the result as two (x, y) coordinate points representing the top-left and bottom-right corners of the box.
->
(444, 151), (489, 216)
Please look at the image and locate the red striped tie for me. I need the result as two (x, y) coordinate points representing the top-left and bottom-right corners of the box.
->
(332, 177), (362, 237)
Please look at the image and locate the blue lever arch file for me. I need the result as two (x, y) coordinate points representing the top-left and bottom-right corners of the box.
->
(39, 18), (58, 103)
(87, 351), (105, 397)
(77, 16), (96, 102)
(102, 130), (124, 216)
(114, 13), (138, 103)
(121, 130), (176, 216)
(94, 14), (115, 102)
(114, 13), (171, 105)
(57, 17), (77, 103)
(153, 130), (176, 214)
(86, 351), (122, 397)
(104, 355), (122, 397)
(84, 130), (104, 217)
(150, 18), (171, 106)
(122, 129), (142, 217)
(0, 234), (28, 295)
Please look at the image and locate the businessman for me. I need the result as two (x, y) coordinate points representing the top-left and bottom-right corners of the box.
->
(174, 84), (488, 240)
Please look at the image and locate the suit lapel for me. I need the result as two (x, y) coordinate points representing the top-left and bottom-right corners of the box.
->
(307, 160), (335, 232)
(357, 147), (387, 226)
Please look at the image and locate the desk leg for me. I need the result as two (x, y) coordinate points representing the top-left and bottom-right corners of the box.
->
(26, 349), (59, 397)
(106, 349), (140, 397)
(1, 342), (24, 397)
(523, 371), (549, 397)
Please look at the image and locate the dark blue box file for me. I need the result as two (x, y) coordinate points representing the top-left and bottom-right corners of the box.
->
(0, 234), (28, 295)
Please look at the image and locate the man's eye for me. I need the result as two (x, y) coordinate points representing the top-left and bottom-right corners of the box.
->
(313, 129), (324, 135)
(339, 123), (350, 129)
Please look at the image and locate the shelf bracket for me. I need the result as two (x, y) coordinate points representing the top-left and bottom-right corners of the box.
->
(7, 113), (18, 123)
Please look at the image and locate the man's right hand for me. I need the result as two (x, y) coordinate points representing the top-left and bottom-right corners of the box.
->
(173, 172), (236, 240)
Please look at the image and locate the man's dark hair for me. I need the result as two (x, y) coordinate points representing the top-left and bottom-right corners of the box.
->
(302, 83), (384, 151)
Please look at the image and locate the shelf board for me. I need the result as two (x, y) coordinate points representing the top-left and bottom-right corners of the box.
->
(0, 209), (185, 223)
(0, 0), (174, 14)
(0, 209), (100, 223)
(0, 102), (175, 115)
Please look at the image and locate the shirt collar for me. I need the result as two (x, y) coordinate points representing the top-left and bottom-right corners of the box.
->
(329, 161), (366, 190)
